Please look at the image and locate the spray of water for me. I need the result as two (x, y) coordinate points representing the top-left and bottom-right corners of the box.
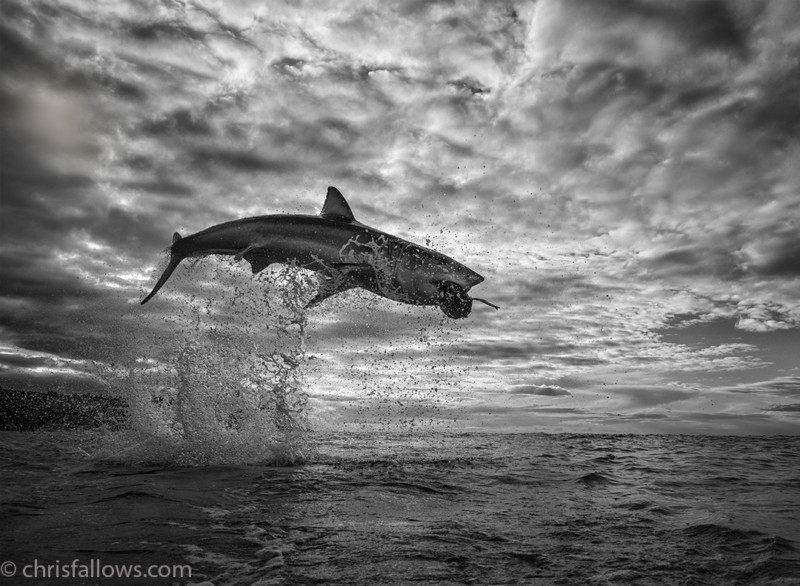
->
(96, 258), (317, 466)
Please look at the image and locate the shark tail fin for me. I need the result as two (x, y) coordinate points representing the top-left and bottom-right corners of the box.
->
(140, 237), (185, 305)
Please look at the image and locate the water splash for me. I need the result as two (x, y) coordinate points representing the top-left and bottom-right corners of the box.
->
(302, 294), (471, 434)
(97, 259), (317, 466)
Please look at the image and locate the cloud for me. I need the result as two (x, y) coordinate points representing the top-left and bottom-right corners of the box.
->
(509, 384), (571, 397)
(0, 347), (106, 393)
(741, 233), (800, 277)
(598, 412), (800, 435)
(601, 412), (669, 421)
(600, 385), (698, 409)
(188, 146), (299, 174)
(724, 377), (800, 397)
(495, 0), (800, 335)
(457, 403), (586, 417)
(672, 412), (800, 435)
(1, 0), (800, 435)
(763, 404), (800, 413)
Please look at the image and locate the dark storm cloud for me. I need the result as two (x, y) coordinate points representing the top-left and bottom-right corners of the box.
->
(447, 77), (491, 96)
(0, 89), (95, 255)
(0, 173), (165, 299)
(259, 116), (362, 166)
(0, 0), (283, 373)
(141, 107), (215, 137)
(189, 147), (299, 174)
(93, 208), (174, 257)
(0, 369), (106, 394)
(0, 9), (146, 102)
(535, 0), (746, 57)
(0, 3), (155, 366)
(446, 339), (579, 360)
(0, 351), (53, 369)
(0, 251), (101, 305)
(763, 404), (800, 413)
(0, 347), (106, 393)
(745, 234), (800, 277)
(625, 411), (800, 435)
(125, 20), (208, 43)
(731, 61), (800, 140)
(639, 244), (744, 280)
(0, 17), (55, 76)
(120, 178), (195, 197)
(509, 273), (598, 302)
(511, 0), (800, 337)
(640, 0), (745, 51)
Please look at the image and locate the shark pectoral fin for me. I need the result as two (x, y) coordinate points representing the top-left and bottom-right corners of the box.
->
(233, 244), (273, 274)
(245, 255), (272, 274)
(304, 265), (374, 309)
(242, 251), (274, 274)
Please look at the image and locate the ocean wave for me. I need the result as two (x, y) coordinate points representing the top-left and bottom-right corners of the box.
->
(575, 471), (619, 486)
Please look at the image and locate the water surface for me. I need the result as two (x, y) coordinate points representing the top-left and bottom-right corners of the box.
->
(2, 431), (799, 585)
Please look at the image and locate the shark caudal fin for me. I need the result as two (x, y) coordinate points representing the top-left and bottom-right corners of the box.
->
(140, 232), (184, 305)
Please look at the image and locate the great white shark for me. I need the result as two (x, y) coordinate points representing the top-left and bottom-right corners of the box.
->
(141, 186), (498, 318)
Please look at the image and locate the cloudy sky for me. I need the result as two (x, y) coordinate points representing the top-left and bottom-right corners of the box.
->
(2, 0), (800, 435)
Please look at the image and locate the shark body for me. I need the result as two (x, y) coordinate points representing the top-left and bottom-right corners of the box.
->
(141, 187), (497, 318)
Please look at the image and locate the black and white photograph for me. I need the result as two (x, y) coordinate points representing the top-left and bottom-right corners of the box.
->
(2, 1), (800, 584)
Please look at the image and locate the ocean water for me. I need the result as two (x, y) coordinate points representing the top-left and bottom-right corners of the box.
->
(2, 431), (799, 585)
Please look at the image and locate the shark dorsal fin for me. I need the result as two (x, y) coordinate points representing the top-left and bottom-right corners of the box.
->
(320, 186), (356, 223)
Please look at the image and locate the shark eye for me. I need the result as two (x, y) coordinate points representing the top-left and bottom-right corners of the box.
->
(438, 281), (472, 319)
